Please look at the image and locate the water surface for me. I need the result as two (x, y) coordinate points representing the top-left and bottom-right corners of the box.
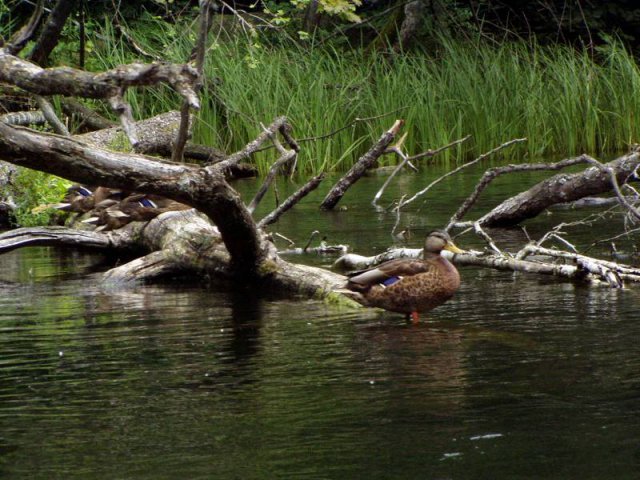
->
(1, 166), (639, 479)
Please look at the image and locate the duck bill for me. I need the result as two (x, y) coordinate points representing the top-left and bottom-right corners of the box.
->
(444, 241), (465, 254)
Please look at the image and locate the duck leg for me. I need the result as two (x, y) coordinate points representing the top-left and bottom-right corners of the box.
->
(410, 311), (420, 324)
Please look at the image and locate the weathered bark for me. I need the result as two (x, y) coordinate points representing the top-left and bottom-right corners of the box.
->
(478, 152), (640, 227)
(0, 111), (47, 126)
(0, 50), (199, 108)
(320, 120), (404, 210)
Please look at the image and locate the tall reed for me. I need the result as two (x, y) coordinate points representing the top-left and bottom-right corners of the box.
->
(90, 17), (640, 175)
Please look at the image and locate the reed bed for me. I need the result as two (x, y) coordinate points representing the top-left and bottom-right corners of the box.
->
(90, 19), (640, 174)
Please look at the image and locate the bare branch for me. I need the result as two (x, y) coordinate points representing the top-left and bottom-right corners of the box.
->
(373, 134), (471, 206)
(258, 174), (325, 228)
(0, 50), (200, 106)
(35, 95), (69, 135)
(211, 116), (290, 173)
(320, 120), (404, 210)
(399, 137), (526, 210)
(248, 135), (297, 213)
(335, 248), (640, 286)
(172, 0), (214, 162)
(446, 154), (592, 231)
(0, 226), (132, 254)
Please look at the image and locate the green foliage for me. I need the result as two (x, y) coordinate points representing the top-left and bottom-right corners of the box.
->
(10, 169), (70, 227)
(0, 1), (16, 41)
(290, 0), (362, 23)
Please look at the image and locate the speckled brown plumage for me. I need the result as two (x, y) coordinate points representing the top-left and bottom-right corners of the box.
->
(345, 230), (463, 318)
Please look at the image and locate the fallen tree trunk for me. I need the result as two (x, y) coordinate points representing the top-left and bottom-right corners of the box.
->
(76, 111), (229, 166)
(0, 209), (349, 298)
(0, 117), (357, 303)
(477, 151), (640, 227)
(0, 121), (263, 271)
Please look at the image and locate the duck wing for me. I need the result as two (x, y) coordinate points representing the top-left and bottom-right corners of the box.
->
(347, 258), (432, 289)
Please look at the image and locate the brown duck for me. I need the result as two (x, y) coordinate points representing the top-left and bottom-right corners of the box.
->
(84, 193), (191, 231)
(345, 230), (464, 322)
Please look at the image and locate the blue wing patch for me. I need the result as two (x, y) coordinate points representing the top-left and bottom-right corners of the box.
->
(138, 198), (158, 208)
(381, 276), (401, 286)
(77, 186), (92, 197)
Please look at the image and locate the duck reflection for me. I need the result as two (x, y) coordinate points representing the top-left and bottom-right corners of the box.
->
(354, 318), (470, 416)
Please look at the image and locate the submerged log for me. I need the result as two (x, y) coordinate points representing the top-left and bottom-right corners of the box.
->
(0, 209), (348, 298)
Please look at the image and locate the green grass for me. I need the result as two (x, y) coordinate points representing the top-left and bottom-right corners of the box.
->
(87, 16), (640, 175)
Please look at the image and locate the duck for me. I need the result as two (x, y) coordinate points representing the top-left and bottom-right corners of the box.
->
(50, 186), (124, 213)
(83, 193), (191, 231)
(344, 230), (464, 322)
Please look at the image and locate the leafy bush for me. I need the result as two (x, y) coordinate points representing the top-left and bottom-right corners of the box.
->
(10, 169), (71, 227)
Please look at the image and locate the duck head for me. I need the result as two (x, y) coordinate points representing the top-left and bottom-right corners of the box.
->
(423, 230), (464, 257)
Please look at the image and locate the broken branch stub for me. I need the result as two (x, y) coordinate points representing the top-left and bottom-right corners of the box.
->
(320, 120), (404, 210)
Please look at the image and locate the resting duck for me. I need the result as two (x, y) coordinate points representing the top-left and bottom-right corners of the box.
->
(345, 230), (464, 322)
(53, 186), (124, 213)
(84, 193), (191, 231)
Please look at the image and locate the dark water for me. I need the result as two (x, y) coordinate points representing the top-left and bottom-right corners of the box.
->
(1, 166), (640, 479)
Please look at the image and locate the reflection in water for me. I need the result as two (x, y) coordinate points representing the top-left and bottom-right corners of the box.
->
(2, 166), (640, 478)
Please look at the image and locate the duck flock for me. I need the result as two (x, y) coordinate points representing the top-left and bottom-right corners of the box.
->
(45, 185), (191, 231)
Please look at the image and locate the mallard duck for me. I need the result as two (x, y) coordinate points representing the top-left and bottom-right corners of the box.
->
(83, 193), (191, 231)
(52, 186), (124, 213)
(344, 230), (464, 322)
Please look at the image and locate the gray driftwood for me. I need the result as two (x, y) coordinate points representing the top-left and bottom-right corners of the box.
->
(475, 152), (640, 227)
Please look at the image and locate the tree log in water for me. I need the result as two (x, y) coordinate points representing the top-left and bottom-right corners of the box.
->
(0, 118), (351, 301)
(470, 152), (640, 227)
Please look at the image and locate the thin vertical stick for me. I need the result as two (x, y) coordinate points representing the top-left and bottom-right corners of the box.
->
(172, 0), (213, 162)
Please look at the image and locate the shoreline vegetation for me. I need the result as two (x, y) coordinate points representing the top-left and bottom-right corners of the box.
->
(87, 17), (640, 175)
(5, 11), (640, 226)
